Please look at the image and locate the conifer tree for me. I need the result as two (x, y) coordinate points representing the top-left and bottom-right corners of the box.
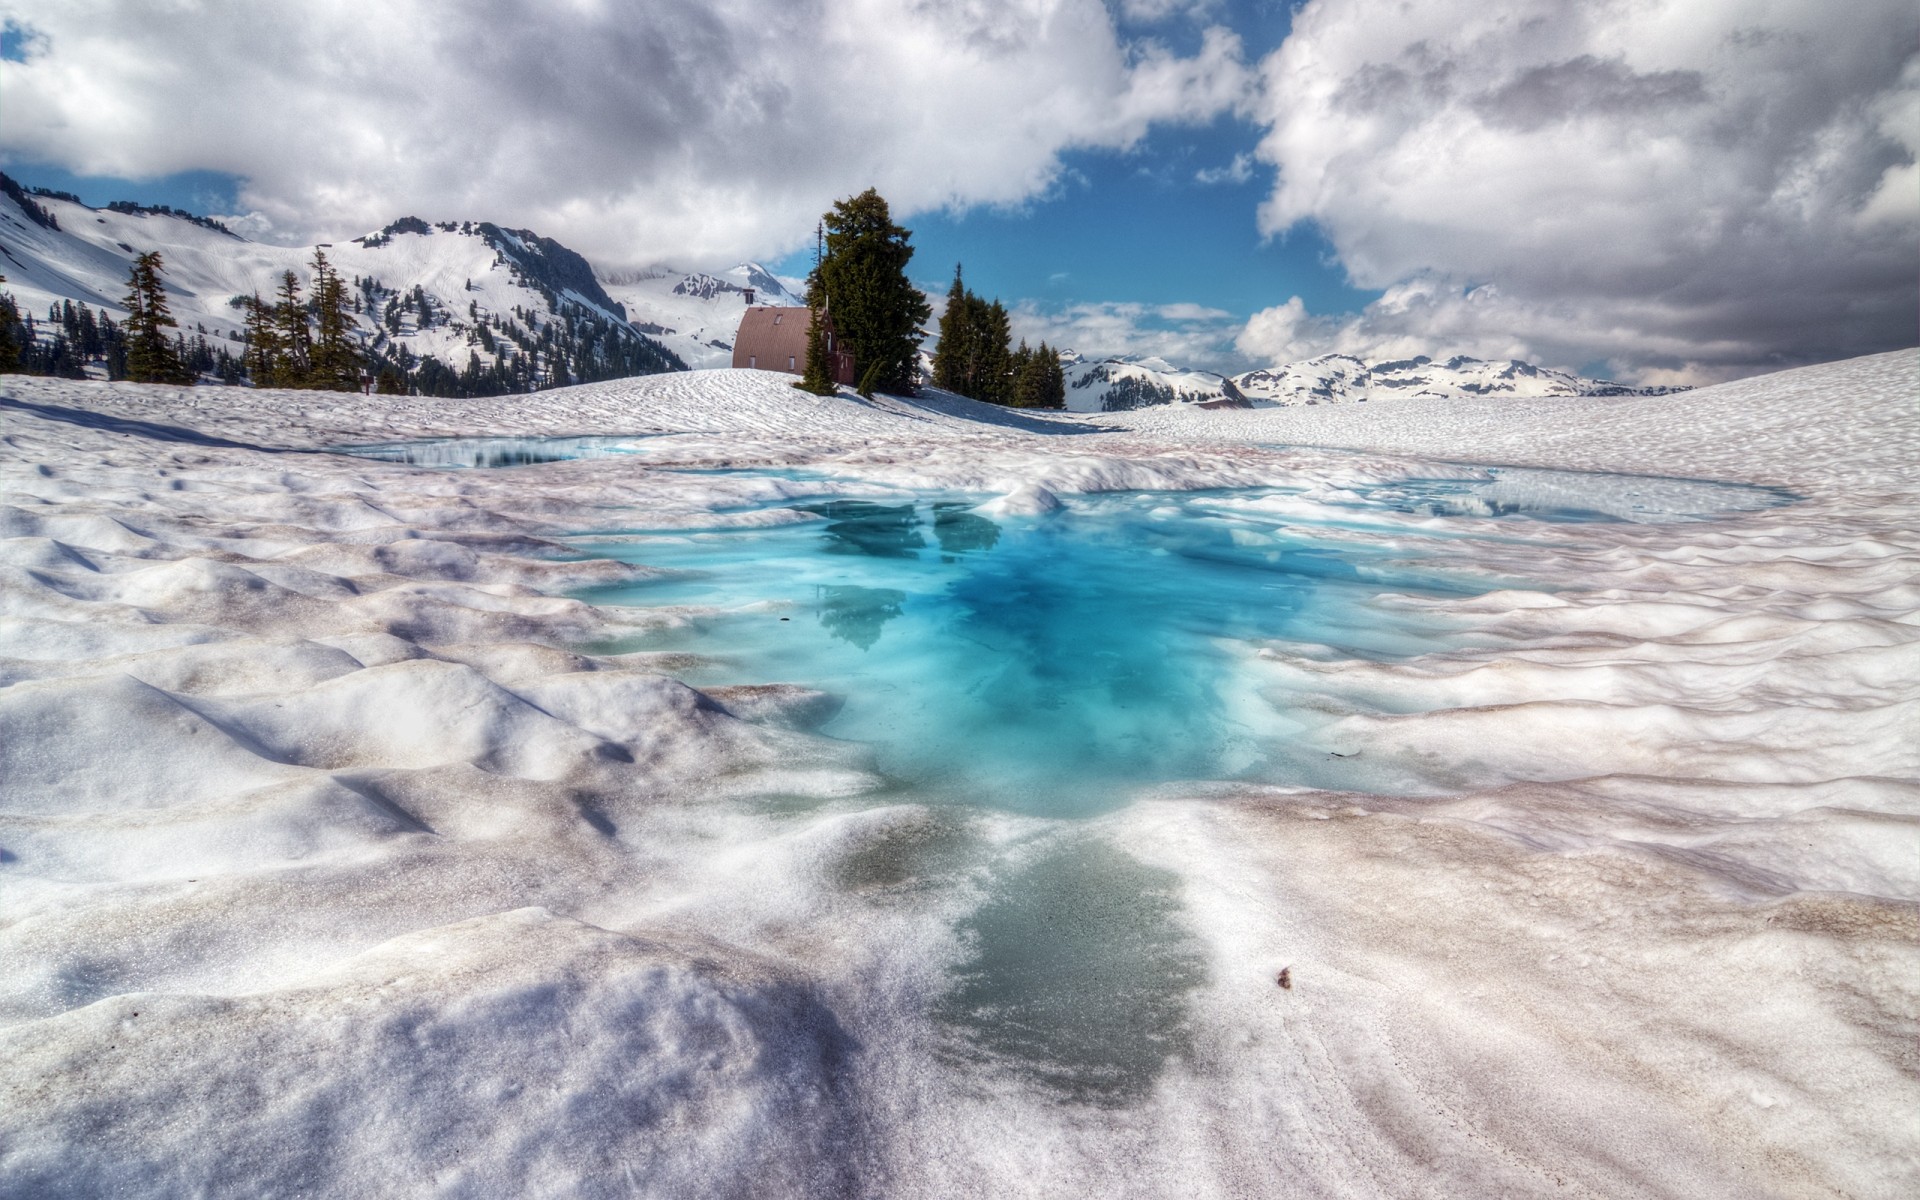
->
(796, 306), (837, 395)
(272, 270), (311, 386)
(1039, 341), (1067, 408)
(307, 250), (361, 391)
(817, 189), (931, 395)
(975, 300), (1012, 404)
(932, 264), (972, 393)
(1010, 340), (1042, 408)
(122, 252), (192, 384)
(0, 275), (19, 374)
(242, 293), (283, 386)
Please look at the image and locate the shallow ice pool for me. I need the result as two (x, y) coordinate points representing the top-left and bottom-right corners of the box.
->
(572, 465), (1795, 817)
(576, 486), (1590, 816)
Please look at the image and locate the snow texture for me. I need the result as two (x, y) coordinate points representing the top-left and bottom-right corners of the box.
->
(0, 350), (1916, 1198)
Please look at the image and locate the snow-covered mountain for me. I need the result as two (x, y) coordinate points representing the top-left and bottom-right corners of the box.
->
(1060, 353), (1245, 413)
(600, 262), (804, 370)
(0, 174), (800, 389)
(1056, 351), (1681, 414)
(1232, 353), (1686, 406)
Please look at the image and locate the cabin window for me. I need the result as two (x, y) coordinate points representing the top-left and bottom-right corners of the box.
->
(788, 356), (796, 370)
(773, 314), (782, 324)
(749, 355), (757, 368)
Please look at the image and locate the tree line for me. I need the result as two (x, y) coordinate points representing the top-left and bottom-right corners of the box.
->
(931, 265), (1065, 408)
(789, 188), (1063, 407)
(0, 276), (244, 383)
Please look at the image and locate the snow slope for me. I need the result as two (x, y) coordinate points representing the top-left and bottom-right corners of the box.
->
(0, 352), (1914, 1197)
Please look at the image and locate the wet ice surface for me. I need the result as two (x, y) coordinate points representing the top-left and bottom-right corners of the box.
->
(334, 433), (662, 468)
(580, 488), (1498, 818)
(567, 467), (1813, 1104)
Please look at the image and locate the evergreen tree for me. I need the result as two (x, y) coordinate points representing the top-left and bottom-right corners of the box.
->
(977, 300), (1011, 404)
(932, 264), (972, 393)
(307, 250), (361, 391)
(1039, 341), (1067, 408)
(122, 252), (192, 384)
(242, 293), (283, 386)
(0, 275), (19, 374)
(1010, 340), (1042, 408)
(796, 305), (837, 395)
(272, 270), (311, 385)
(817, 189), (931, 395)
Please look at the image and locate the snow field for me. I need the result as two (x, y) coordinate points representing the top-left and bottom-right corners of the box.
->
(0, 353), (1916, 1197)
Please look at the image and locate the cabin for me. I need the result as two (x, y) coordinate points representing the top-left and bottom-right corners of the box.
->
(732, 306), (855, 384)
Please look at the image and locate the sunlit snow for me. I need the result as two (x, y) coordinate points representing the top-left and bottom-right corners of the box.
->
(0, 356), (1915, 1198)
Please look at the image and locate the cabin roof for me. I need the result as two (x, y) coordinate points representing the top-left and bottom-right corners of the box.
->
(732, 306), (819, 370)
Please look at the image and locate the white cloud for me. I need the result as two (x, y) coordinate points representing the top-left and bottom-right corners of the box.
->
(1011, 298), (1241, 362)
(1249, 0), (1920, 378)
(1194, 152), (1253, 185)
(0, 0), (1249, 268)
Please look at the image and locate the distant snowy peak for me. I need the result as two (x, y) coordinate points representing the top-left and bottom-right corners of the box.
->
(1053, 350), (1685, 414)
(1060, 353), (1244, 414)
(1233, 353), (1687, 406)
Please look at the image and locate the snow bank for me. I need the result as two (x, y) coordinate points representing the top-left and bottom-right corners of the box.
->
(1, 352), (1915, 1197)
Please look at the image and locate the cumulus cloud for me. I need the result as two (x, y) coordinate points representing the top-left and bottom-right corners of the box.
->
(0, 0), (1248, 268)
(1011, 298), (1241, 362)
(1249, 0), (1920, 380)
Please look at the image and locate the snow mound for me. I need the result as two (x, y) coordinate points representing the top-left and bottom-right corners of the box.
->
(0, 909), (862, 1199)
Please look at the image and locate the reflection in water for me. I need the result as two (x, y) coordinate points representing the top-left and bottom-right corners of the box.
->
(574, 488), (1505, 817)
(804, 501), (928, 558)
(818, 585), (907, 650)
(933, 503), (1001, 556)
(936, 839), (1207, 1106)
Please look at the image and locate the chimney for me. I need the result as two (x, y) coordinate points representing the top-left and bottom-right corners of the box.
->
(743, 287), (756, 306)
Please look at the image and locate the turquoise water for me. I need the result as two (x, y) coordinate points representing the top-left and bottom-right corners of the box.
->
(575, 487), (1527, 817)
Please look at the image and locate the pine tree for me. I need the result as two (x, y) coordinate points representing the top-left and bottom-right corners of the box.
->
(122, 252), (192, 384)
(932, 264), (972, 393)
(1039, 342), (1067, 408)
(817, 189), (931, 395)
(796, 305), (837, 395)
(1010, 340), (1043, 408)
(0, 275), (19, 374)
(272, 270), (311, 386)
(242, 293), (283, 387)
(307, 250), (360, 391)
(973, 300), (1012, 404)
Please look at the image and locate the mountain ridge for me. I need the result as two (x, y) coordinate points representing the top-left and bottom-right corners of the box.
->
(1, 175), (1684, 404)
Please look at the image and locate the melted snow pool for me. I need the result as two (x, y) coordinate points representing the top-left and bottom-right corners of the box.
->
(575, 480), (1720, 819)
(570, 463), (1795, 819)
